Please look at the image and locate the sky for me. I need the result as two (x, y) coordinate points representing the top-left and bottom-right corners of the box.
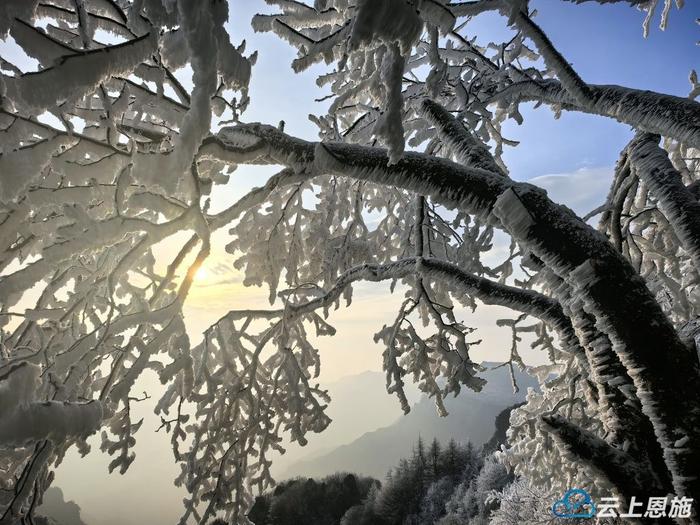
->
(223, 0), (700, 179)
(185, 0), (700, 380)
(5, 1), (698, 523)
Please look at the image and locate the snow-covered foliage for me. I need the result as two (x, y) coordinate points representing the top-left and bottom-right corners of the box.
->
(0, 1), (254, 523)
(438, 455), (512, 524)
(487, 478), (569, 525)
(1, 1), (700, 524)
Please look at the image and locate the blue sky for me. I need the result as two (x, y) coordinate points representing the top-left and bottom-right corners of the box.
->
(505, 0), (700, 180)
(228, 0), (699, 183)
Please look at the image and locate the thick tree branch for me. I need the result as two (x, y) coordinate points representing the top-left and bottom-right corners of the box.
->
(3, 32), (158, 112)
(212, 123), (700, 503)
(487, 79), (700, 149)
(627, 132), (700, 270)
(420, 99), (506, 175)
(0, 400), (103, 446)
(217, 257), (574, 337)
(510, 11), (594, 107)
(540, 414), (661, 504)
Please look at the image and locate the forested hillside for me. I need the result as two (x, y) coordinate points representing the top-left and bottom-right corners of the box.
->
(237, 406), (553, 525)
(284, 367), (536, 479)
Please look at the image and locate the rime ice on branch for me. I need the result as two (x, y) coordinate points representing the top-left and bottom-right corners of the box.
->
(1, 1), (699, 525)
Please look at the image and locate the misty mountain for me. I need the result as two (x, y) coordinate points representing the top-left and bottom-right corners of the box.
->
(36, 487), (86, 525)
(289, 370), (421, 455)
(270, 370), (421, 476)
(282, 365), (537, 480)
(483, 402), (527, 455)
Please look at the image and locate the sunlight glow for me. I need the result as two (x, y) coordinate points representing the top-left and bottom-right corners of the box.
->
(194, 267), (209, 283)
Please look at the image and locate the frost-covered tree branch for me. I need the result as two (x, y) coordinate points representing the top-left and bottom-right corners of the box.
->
(487, 79), (700, 149)
(627, 132), (700, 270)
(539, 413), (661, 502)
(2, 1), (700, 524)
(212, 120), (700, 511)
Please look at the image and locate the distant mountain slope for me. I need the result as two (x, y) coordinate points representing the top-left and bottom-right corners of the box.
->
(293, 370), (421, 454)
(37, 487), (86, 525)
(283, 365), (537, 480)
(270, 370), (420, 476)
(483, 402), (526, 455)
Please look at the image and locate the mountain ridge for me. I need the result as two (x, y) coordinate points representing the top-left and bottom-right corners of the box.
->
(282, 364), (537, 479)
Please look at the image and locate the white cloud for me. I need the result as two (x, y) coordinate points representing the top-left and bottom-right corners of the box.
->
(530, 166), (613, 217)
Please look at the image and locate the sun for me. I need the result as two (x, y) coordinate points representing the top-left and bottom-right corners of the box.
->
(194, 266), (209, 283)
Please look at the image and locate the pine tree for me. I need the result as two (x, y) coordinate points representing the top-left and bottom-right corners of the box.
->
(428, 438), (442, 481)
